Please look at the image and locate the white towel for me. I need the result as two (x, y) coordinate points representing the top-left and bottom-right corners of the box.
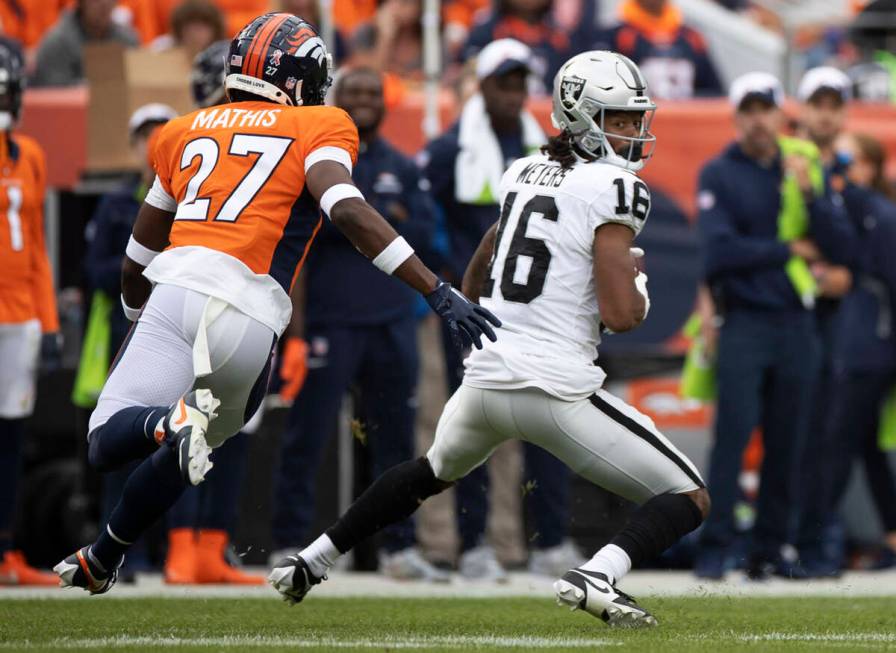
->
(454, 93), (545, 205)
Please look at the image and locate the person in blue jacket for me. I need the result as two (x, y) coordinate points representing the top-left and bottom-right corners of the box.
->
(694, 72), (854, 581)
(270, 67), (446, 581)
(823, 132), (896, 569)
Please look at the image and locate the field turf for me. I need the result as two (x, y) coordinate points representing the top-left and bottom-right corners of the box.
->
(1, 596), (894, 652)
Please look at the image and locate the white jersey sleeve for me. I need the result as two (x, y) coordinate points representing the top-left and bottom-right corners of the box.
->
(585, 169), (651, 236)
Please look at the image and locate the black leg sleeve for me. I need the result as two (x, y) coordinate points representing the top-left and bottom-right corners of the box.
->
(326, 457), (451, 554)
(610, 493), (703, 568)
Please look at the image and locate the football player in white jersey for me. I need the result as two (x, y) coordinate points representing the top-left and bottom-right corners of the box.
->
(270, 51), (710, 628)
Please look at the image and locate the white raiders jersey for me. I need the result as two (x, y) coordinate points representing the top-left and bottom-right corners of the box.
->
(463, 152), (651, 401)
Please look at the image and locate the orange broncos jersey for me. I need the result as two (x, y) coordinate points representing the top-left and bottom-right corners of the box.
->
(152, 100), (359, 293)
(0, 133), (58, 331)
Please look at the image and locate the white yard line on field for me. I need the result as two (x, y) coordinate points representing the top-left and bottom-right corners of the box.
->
(0, 634), (622, 650)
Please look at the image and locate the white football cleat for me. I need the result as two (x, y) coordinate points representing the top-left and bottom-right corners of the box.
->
(159, 389), (220, 486)
(554, 568), (657, 628)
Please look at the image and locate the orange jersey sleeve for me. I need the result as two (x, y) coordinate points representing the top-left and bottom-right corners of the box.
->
(299, 106), (359, 168)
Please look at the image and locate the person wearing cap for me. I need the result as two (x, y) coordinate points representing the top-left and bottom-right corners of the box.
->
(79, 102), (176, 583)
(793, 66), (857, 576)
(268, 66), (443, 581)
(420, 38), (582, 581)
(693, 72), (853, 580)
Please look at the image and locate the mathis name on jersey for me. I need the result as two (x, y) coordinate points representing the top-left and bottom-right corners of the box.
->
(190, 107), (282, 130)
(516, 161), (569, 188)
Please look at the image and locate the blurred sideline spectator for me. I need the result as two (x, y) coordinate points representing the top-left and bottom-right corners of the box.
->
(0, 0), (68, 49)
(149, 0), (225, 61)
(278, 0), (347, 63)
(420, 39), (583, 580)
(589, 0), (722, 99)
(351, 0), (427, 84)
(31, 0), (139, 87)
(443, 0), (489, 58)
(694, 72), (852, 581)
(82, 102), (177, 582)
(122, 0), (268, 44)
(270, 66), (442, 581)
(0, 39), (60, 586)
(793, 66), (855, 577)
(460, 0), (571, 94)
(824, 131), (896, 570)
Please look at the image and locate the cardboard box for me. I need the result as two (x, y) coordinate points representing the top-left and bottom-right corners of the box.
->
(84, 43), (193, 172)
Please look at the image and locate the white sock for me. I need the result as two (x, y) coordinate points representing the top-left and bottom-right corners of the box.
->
(298, 534), (341, 578)
(580, 544), (631, 585)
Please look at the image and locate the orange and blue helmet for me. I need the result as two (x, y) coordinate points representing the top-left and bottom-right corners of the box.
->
(225, 13), (332, 107)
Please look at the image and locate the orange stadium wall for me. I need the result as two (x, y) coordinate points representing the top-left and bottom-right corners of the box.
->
(18, 88), (896, 218)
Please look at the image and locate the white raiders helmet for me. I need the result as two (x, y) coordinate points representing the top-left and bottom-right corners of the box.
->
(551, 51), (657, 171)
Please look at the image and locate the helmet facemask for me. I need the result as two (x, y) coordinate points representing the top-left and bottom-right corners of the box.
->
(578, 103), (657, 171)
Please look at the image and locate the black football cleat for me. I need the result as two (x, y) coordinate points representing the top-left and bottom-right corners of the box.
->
(54, 546), (120, 595)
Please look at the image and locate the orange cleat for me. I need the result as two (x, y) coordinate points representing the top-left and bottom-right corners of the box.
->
(164, 528), (198, 584)
(0, 550), (59, 586)
(194, 529), (264, 585)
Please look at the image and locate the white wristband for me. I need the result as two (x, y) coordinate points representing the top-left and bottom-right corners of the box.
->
(126, 235), (161, 267)
(372, 236), (415, 275)
(319, 183), (364, 218)
(121, 294), (142, 322)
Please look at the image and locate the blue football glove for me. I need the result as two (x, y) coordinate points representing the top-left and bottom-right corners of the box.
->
(39, 332), (62, 373)
(426, 281), (501, 350)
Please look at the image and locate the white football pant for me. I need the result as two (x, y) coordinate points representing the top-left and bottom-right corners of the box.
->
(89, 284), (275, 447)
(427, 384), (703, 503)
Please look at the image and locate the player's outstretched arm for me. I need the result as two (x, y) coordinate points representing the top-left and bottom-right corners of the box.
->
(461, 222), (498, 304)
(306, 160), (501, 349)
(120, 203), (175, 319)
(593, 223), (648, 333)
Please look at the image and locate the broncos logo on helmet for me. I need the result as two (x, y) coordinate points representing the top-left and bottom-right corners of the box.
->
(225, 13), (332, 107)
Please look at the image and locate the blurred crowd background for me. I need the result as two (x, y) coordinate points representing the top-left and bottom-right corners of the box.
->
(4, 0), (896, 587)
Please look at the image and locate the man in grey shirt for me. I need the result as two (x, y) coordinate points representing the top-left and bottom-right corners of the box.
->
(32, 0), (139, 88)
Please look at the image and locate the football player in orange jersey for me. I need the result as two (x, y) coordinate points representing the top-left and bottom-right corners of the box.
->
(55, 12), (500, 594)
(0, 39), (62, 586)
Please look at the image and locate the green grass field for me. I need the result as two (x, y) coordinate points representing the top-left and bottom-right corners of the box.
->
(0, 596), (894, 652)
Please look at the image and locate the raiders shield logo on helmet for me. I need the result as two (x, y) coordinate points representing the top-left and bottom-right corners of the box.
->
(561, 75), (586, 110)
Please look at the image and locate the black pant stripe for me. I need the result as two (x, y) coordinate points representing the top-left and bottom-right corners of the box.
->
(589, 394), (705, 489)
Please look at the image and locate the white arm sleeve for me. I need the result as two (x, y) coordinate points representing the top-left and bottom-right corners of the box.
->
(145, 175), (177, 212)
(319, 183), (365, 218)
(304, 146), (353, 174)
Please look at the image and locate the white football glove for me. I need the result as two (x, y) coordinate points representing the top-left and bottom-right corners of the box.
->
(635, 271), (650, 320)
